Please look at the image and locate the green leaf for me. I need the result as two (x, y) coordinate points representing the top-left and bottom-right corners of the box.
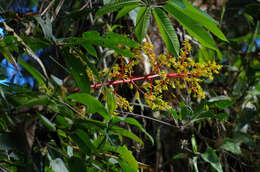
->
(119, 160), (137, 172)
(18, 58), (46, 87)
(168, 108), (179, 119)
(171, 0), (228, 41)
(233, 132), (255, 147)
(110, 126), (143, 145)
(117, 145), (138, 171)
(64, 50), (90, 93)
(169, 0), (186, 9)
(74, 129), (97, 153)
(50, 158), (69, 172)
(55, 115), (71, 128)
(67, 93), (110, 120)
(105, 87), (117, 114)
(208, 96), (233, 109)
(219, 138), (241, 155)
(201, 147), (223, 172)
(112, 116), (154, 144)
(164, 3), (217, 50)
(191, 134), (197, 153)
(81, 31), (139, 57)
(37, 112), (56, 131)
(16, 94), (49, 110)
(74, 118), (107, 131)
(255, 83), (260, 91)
(171, 153), (188, 160)
(82, 44), (97, 57)
(116, 4), (139, 20)
(152, 8), (180, 56)
(192, 156), (199, 172)
(0, 43), (18, 70)
(135, 7), (151, 42)
(96, 0), (141, 16)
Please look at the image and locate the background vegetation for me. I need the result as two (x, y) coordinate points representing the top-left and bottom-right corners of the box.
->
(0, 0), (259, 171)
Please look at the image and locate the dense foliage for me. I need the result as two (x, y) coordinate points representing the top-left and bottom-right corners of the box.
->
(0, 0), (259, 171)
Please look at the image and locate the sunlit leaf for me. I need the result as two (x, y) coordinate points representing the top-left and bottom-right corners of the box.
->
(164, 3), (217, 50)
(135, 7), (151, 42)
(67, 93), (110, 120)
(116, 4), (139, 20)
(96, 0), (141, 16)
(152, 8), (180, 56)
(118, 145), (138, 171)
(50, 158), (69, 172)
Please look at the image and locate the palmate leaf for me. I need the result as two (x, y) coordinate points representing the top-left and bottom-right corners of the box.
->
(152, 8), (180, 56)
(135, 7), (151, 42)
(164, 3), (217, 50)
(96, 0), (141, 17)
(169, 0), (228, 41)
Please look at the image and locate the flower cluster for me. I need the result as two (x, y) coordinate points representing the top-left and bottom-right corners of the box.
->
(89, 40), (222, 111)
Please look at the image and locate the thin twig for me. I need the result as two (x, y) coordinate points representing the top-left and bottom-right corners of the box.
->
(79, 0), (90, 11)
(41, 0), (55, 16)
(51, 0), (65, 22)
(116, 110), (178, 128)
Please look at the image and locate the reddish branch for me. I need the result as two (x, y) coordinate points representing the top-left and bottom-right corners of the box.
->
(91, 73), (194, 88)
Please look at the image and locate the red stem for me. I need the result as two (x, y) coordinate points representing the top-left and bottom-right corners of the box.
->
(91, 73), (195, 88)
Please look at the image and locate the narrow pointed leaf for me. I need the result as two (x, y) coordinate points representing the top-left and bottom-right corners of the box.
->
(164, 4), (217, 50)
(170, 1), (228, 41)
(105, 87), (117, 114)
(152, 8), (179, 56)
(116, 4), (139, 20)
(18, 58), (46, 87)
(135, 7), (151, 42)
(67, 93), (110, 120)
(64, 50), (90, 93)
(111, 126), (144, 145)
(37, 113), (56, 131)
(96, 0), (141, 16)
(112, 116), (154, 144)
(169, 0), (186, 9)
